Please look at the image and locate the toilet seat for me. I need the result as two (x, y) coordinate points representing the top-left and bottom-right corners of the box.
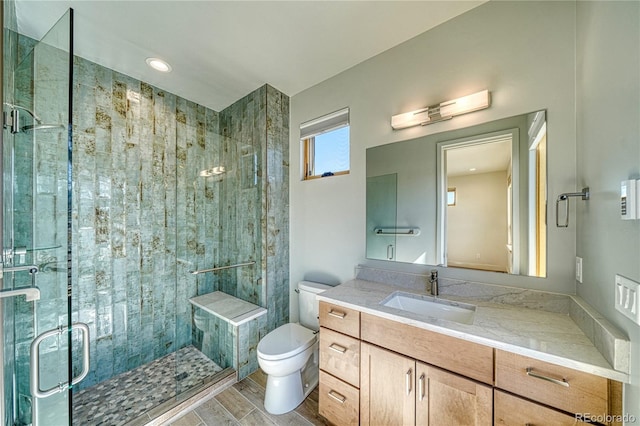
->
(257, 323), (316, 361)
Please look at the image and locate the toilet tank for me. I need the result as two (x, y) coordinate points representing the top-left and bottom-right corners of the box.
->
(298, 281), (332, 331)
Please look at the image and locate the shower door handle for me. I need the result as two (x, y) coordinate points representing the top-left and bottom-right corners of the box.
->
(30, 323), (90, 398)
(0, 286), (40, 302)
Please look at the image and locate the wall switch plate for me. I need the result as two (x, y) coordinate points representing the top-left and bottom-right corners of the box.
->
(575, 257), (583, 283)
(637, 178), (640, 218)
(615, 274), (640, 325)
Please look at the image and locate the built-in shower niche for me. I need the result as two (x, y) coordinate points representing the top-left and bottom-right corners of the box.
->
(190, 291), (267, 380)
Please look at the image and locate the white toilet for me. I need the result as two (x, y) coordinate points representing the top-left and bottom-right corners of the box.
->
(257, 280), (331, 415)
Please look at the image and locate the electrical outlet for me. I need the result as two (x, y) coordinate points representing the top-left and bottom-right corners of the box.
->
(575, 257), (583, 283)
(615, 274), (640, 325)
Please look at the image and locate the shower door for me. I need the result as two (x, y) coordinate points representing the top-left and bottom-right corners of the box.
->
(1, 9), (85, 426)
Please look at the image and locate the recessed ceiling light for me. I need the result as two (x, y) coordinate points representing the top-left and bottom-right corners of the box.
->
(146, 57), (172, 72)
(469, 167), (477, 171)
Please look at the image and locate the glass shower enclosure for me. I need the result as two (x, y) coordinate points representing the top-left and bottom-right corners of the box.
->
(1, 8), (86, 426)
(3, 3), (281, 423)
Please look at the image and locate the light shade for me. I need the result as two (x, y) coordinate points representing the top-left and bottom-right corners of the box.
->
(391, 90), (490, 130)
(146, 57), (172, 72)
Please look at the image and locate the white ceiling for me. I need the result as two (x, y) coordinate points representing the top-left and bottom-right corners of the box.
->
(446, 140), (511, 177)
(15, 1), (484, 111)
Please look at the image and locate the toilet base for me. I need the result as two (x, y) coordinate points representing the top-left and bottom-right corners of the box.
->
(263, 356), (319, 415)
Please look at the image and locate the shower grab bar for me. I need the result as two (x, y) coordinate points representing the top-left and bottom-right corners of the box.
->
(30, 323), (90, 398)
(374, 227), (421, 236)
(556, 187), (590, 228)
(0, 263), (39, 279)
(189, 261), (256, 275)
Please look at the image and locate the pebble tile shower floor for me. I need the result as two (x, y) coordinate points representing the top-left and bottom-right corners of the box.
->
(73, 346), (222, 425)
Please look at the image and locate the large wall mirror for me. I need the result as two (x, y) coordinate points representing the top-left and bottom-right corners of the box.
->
(366, 110), (547, 278)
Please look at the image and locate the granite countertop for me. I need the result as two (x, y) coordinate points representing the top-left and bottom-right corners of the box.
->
(317, 279), (629, 383)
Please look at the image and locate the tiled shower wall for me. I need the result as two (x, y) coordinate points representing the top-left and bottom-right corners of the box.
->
(218, 85), (290, 377)
(69, 52), (289, 389)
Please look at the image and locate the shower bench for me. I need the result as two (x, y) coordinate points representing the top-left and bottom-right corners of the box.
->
(189, 291), (267, 380)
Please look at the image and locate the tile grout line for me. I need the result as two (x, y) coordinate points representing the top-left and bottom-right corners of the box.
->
(235, 408), (259, 425)
(245, 375), (317, 426)
(192, 410), (206, 426)
(209, 390), (246, 424)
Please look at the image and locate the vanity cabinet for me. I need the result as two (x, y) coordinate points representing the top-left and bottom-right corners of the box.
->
(318, 302), (361, 426)
(317, 301), (623, 426)
(360, 342), (492, 426)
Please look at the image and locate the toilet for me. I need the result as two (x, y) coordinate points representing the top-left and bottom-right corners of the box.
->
(257, 280), (331, 415)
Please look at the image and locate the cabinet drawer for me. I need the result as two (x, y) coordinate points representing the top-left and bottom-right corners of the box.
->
(319, 302), (360, 338)
(319, 371), (359, 426)
(495, 350), (610, 416)
(495, 390), (582, 425)
(361, 313), (494, 384)
(320, 327), (360, 387)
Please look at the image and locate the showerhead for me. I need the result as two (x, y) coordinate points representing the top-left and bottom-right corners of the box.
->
(21, 123), (66, 132)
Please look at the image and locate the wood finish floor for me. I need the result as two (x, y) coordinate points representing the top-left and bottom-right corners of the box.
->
(166, 370), (330, 426)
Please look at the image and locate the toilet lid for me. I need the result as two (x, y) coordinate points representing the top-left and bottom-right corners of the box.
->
(257, 323), (316, 361)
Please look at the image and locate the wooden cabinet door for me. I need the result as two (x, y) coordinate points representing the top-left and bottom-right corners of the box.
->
(416, 362), (492, 426)
(361, 342), (415, 426)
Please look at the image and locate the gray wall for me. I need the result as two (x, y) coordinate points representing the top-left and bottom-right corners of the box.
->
(290, 1), (578, 316)
(576, 1), (640, 419)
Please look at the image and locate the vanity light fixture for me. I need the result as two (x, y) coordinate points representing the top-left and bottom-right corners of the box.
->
(146, 57), (172, 73)
(391, 90), (490, 130)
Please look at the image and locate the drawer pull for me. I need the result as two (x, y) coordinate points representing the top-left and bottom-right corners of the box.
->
(406, 369), (413, 395)
(329, 343), (347, 354)
(526, 367), (569, 388)
(328, 390), (346, 404)
(328, 309), (346, 319)
(418, 373), (425, 401)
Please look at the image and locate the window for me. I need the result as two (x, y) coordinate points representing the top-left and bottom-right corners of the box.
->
(301, 108), (349, 180)
(447, 188), (457, 206)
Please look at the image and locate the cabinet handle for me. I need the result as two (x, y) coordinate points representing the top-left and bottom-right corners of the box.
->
(418, 373), (425, 401)
(526, 367), (569, 388)
(329, 343), (347, 354)
(406, 369), (412, 395)
(328, 390), (346, 404)
(328, 309), (346, 319)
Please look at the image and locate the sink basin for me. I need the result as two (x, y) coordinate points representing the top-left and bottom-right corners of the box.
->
(380, 291), (476, 325)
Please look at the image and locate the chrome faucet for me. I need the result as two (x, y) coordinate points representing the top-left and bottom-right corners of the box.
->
(429, 269), (438, 297)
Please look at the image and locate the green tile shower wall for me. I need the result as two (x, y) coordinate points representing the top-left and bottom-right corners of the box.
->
(67, 53), (288, 389)
(219, 85), (291, 379)
(8, 29), (288, 398)
(264, 85), (290, 334)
